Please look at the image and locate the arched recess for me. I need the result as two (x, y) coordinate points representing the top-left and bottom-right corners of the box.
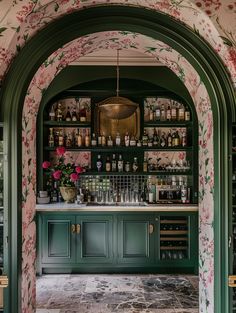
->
(0, 5), (235, 313)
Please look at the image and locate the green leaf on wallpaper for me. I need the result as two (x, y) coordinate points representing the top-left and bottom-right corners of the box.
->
(205, 158), (209, 167)
(54, 3), (59, 12)
(145, 47), (157, 52)
(193, 25), (200, 36)
(0, 27), (7, 36)
(219, 36), (233, 47)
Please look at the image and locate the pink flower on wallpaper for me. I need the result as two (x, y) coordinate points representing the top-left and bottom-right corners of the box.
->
(207, 112), (213, 140)
(229, 47), (236, 71)
(26, 12), (45, 27)
(16, 4), (34, 23)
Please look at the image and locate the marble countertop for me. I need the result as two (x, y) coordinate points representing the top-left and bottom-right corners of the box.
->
(36, 203), (198, 212)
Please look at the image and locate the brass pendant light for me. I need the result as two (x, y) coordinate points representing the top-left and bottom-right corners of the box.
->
(97, 50), (138, 120)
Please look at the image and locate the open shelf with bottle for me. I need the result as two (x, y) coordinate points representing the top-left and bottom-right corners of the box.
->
(38, 94), (198, 205)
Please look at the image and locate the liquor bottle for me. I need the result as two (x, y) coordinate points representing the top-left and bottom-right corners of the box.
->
(85, 129), (90, 147)
(115, 132), (121, 146)
(132, 157), (138, 172)
(65, 107), (72, 121)
(185, 106), (191, 121)
(130, 136), (136, 146)
(54, 131), (59, 146)
(174, 130), (180, 146)
(149, 106), (154, 121)
(51, 181), (58, 202)
(147, 136), (153, 147)
(125, 161), (131, 172)
(166, 105), (171, 121)
(182, 130), (187, 147)
(96, 154), (103, 172)
(56, 103), (63, 121)
(76, 129), (83, 147)
(153, 128), (159, 146)
(111, 154), (117, 172)
(49, 104), (56, 121)
(160, 132), (166, 147)
(181, 183), (187, 203)
(117, 154), (124, 172)
(105, 156), (111, 172)
(79, 104), (87, 122)
(98, 133), (102, 146)
(167, 130), (172, 147)
(101, 132), (106, 146)
(65, 132), (73, 148)
(107, 135), (113, 147)
(124, 132), (130, 147)
(143, 156), (148, 172)
(171, 102), (177, 121)
(148, 182), (154, 203)
(48, 128), (54, 147)
(178, 103), (185, 121)
(141, 182), (148, 202)
(155, 104), (161, 121)
(71, 107), (77, 121)
(160, 104), (166, 121)
(91, 133), (97, 146)
(142, 129), (148, 146)
(58, 129), (64, 146)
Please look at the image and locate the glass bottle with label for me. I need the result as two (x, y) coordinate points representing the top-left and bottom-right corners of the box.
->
(49, 104), (56, 121)
(171, 102), (177, 121)
(65, 131), (73, 148)
(76, 129), (83, 147)
(125, 161), (131, 172)
(96, 154), (103, 172)
(167, 130), (172, 147)
(178, 104), (185, 121)
(48, 128), (54, 147)
(181, 183), (187, 203)
(130, 136), (136, 146)
(56, 103), (63, 121)
(132, 157), (139, 172)
(107, 135), (113, 147)
(142, 129), (148, 146)
(54, 131), (59, 146)
(105, 156), (111, 172)
(65, 107), (72, 121)
(182, 130), (187, 147)
(111, 154), (117, 172)
(143, 156), (148, 172)
(149, 105), (154, 121)
(174, 130), (180, 147)
(160, 132), (166, 147)
(91, 133), (97, 146)
(58, 129), (64, 146)
(85, 129), (90, 147)
(124, 132), (130, 147)
(155, 104), (161, 121)
(166, 105), (171, 121)
(185, 106), (191, 121)
(101, 132), (106, 146)
(117, 154), (124, 172)
(79, 105), (87, 122)
(98, 133), (102, 146)
(160, 104), (166, 121)
(115, 132), (121, 146)
(71, 107), (77, 121)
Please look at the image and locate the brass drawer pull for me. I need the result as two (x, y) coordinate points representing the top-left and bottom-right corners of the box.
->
(0, 276), (8, 288)
(76, 224), (81, 234)
(71, 224), (76, 233)
(149, 224), (154, 234)
(229, 275), (236, 287)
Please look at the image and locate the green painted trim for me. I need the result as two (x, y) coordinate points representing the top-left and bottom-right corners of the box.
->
(0, 5), (234, 313)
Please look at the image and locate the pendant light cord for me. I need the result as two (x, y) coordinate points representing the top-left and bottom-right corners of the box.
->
(116, 49), (119, 97)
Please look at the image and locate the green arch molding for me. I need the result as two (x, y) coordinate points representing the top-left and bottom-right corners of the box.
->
(0, 5), (235, 313)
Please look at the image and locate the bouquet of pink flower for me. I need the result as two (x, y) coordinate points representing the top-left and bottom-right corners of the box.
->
(42, 147), (83, 187)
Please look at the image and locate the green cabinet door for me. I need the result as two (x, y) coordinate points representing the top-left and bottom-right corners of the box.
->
(77, 214), (113, 263)
(117, 213), (155, 264)
(41, 214), (76, 264)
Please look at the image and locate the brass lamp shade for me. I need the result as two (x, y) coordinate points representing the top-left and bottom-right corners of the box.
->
(98, 96), (138, 120)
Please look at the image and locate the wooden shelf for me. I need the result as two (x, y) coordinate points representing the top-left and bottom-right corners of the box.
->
(80, 171), (192, 176)
(160, 237), (188, 241)
(160, 220), (187, 224)
(160, 246), (188, 250)
(44, 121), (91, 127)
(144, 121), (192, 127)
(160, 230), (188, 235)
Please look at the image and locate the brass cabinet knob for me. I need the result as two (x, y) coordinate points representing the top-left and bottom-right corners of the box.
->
(149, 224), (154, 234)
(76, 224), (81, 234)
(71, 224), (76, 233)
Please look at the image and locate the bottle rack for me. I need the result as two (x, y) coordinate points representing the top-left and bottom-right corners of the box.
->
(40, 96), (198, 204)
(159, 216), (189, 260)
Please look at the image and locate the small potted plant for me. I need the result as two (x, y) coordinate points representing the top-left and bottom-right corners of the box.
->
(42, 146), (83, 203)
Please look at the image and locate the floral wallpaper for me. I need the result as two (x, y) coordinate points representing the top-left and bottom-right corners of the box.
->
(0, 0), (235, 84)
(21, 30), (214, 313)
(0, 1), (234, 313)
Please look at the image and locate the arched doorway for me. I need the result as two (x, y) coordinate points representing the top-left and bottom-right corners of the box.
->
(0, 6), (235, 313)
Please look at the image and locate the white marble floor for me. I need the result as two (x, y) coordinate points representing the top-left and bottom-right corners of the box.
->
(36, 274), (199, 313)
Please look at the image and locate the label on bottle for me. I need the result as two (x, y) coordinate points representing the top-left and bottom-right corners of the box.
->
(171, 108), (177, 120)
(118, 160), (123, 172)
(155, 109), (161, 121)
(112, 161), (117, 172)
(185, 111), (190, 121)
(116, 137), (121, 146)
(77, 135), (82, 147)
(98, 136), (102, 146)
(49, 112), (55, 121)
(97, 160), (102, 172)
(106, 162), (111, 172)
(178, 108), (185, 121)
(91, 139), (97, 146)
(59, 136), (64, 146)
